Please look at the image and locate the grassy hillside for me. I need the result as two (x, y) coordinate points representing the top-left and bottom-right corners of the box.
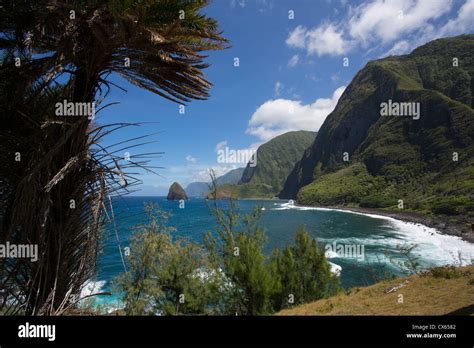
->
(280, 35), (474, 232)
(277, 266), (474, 315)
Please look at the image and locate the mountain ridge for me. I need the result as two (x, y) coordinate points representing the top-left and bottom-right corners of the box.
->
(279, 35), (474, 233)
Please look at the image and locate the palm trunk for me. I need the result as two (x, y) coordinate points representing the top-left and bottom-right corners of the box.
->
(18, 66), (100, 314)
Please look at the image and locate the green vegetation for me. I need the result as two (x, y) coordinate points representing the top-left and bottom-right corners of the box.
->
(116, 178), (340, 315)
(281, 35), (474, 228)
(204, 200), (277, 315)
(298, 163), (389, 206)
(116, 205), (220, 315)
(237, 131), (316, 198)
(271, 226), (340, 309)
(431, 196), (472, 215)
(0, 0), (227, 315)
(212, 182), (276, 199)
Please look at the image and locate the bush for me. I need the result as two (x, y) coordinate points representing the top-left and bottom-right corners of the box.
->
(116, 175), (342, 316)
(271, 226), (340, 310)
(204, 194), (277, 315)
(115, 204), (222, 315)
(430, 266), (462, 279)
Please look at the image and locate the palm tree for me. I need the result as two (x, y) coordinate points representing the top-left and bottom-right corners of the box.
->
(0, 0), (227, 315)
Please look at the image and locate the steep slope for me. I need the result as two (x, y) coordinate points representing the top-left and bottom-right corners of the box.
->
(280, 35), (474, 228)
(234, 130), (316, 197)
(185, 182), (208, 198)
(185, 168), (244, 197)
(217, 167), (245, 185)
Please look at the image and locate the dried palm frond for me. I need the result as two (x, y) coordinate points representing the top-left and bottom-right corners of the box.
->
(0, 0), (226, 315)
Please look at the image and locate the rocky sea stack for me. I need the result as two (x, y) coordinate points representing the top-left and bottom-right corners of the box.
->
(167, 182), (188, 200)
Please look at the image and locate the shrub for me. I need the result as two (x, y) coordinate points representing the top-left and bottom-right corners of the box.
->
(271, 226), (340, 310)
(430, 266), (462, 279)
(115, 204), (221, 315)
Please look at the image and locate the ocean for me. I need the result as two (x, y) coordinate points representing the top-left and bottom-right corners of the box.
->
(86, 197), (474, 310)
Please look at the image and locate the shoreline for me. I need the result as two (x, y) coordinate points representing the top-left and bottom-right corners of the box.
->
(124, 196), (474, 243)
(319, 205), (474, 244)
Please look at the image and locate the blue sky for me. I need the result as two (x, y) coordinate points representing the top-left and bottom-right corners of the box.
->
(98, 0), (474, 195)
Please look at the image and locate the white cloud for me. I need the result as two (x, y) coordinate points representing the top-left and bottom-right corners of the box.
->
(439, 0), (474, 36)
(306, 23), (348, 56)
(286, 23), (348, 56)
(348, 0), (451, 45)
(288, 54), (299, 68)
(286, 0), (473, 57)
(185, 155), (198, 164)
(246, 86), (346, 141)
(384, 0), (474, 55)
(286, 25), (307, 48)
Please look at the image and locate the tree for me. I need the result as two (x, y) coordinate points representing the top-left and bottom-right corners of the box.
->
(0, 0), (227, 315)
(116, 204), (221, 315)
(272, 226), (340, 310)
(204, 173), (277, 315)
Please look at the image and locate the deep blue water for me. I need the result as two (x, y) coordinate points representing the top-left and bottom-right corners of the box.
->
(89, 197), (474, 309)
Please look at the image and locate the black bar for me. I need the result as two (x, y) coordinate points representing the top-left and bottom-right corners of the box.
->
(0, 316), (472, 346)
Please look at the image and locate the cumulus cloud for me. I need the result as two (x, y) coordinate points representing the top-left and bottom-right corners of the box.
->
(307, 23), (348, 56)
(348, 0), (451, 45)
(286, 0), (473, 57)
(286, 25), (307, 48)
(438, 0), (474, 36)
(246, 86), (346, 141)
(285, 21), (349, 56)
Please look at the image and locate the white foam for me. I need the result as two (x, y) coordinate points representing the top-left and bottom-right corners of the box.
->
(80, 280), (106, 298)
(329, 261), (342, 276)
(273, 202), (474, 267)
(325, 250), (339, 259)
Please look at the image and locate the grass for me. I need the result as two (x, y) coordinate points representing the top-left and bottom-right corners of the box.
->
(277, 266), (474, 315)
(297, 163), (389, 206)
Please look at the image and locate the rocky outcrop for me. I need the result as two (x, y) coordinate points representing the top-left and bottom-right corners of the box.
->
(167, 182), (188, 200)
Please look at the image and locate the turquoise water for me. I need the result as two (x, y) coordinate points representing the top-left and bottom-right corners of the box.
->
(88, 197), (474, 309)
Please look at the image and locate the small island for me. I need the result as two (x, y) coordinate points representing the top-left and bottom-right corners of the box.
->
(167, 182), (188, 200)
